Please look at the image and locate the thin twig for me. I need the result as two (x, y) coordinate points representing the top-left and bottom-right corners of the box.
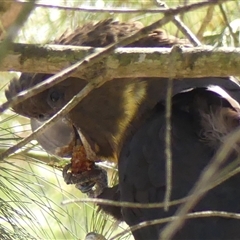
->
(155, 0), (199, 213)
(197, 5), (215, 40)
(155, 1), (201, 46)
(62, 156), (240, 209)
(19, 1), (222, 14)
(163, 45), (181, 211)
(25, 2), (165, 13)
(219, 3), (238, 47)
(164, 76), (173, 211)
(110, 211), (240, 240)
(172, 15), (201, 46)
(62, 196), (187, 209)
(212, 160), (240, 187)
(163, 0), (200, 204)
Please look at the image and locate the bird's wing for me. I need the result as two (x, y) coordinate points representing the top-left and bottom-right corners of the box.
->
(118, 89), (240, 239)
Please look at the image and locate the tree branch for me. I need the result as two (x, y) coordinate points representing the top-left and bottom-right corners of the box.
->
(2, 44), (240, 78)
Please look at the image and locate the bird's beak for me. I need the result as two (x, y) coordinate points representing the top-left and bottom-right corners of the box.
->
(75, 128), (98, 161)
(30, 117), (80, 157)
(30, 117), (99, 162)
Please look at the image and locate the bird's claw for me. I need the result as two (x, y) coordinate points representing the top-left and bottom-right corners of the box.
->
(62, 163), (108, 198)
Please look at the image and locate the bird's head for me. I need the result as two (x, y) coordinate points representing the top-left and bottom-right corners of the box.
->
(5, 73), (87, 158)
(5, 73), (55, 120)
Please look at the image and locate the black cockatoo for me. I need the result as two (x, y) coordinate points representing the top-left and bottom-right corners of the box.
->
(5, 19), (240, 239)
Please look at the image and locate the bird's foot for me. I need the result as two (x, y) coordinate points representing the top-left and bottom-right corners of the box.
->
(62, 163), (108, 198)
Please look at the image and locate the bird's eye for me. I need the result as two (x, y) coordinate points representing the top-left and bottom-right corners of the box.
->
(50, 91), (61, 102)
(38, 114), (45, 120)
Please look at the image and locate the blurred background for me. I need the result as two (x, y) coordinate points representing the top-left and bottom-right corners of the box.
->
(0, 0), (240, 239)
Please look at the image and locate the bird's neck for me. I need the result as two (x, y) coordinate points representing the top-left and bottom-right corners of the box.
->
(69, 78), (168, 162)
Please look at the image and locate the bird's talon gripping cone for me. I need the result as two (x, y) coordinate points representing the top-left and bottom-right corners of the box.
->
(62, 145), (108, 197)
